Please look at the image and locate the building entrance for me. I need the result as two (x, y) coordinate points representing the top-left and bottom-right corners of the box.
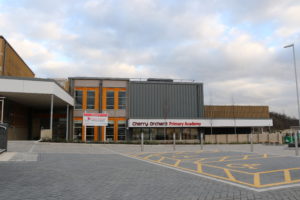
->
(0, 98), (3, 123)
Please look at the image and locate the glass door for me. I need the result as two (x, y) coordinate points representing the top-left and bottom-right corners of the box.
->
(0, 98), (3, 123)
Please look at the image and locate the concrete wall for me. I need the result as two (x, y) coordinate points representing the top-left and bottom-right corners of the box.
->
(103, 80), (127, 88)
(205, 133), (285, 144)
(129, 81), (204, 119)
(74, 80), (100, 87)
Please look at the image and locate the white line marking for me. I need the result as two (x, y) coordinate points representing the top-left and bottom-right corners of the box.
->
(28, 141), (39, 153)
(0, 152), (16, 161)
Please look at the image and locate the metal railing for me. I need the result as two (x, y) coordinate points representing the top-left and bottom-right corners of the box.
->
(0, 123), (8, 152)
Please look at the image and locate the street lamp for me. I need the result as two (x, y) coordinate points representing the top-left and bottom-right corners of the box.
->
(284, 43), (300, 156)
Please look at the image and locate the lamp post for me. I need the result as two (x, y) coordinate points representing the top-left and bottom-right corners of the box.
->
(284, 43), (300, 156)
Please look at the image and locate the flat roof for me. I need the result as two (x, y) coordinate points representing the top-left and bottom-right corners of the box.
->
(0, 76), (74, 107)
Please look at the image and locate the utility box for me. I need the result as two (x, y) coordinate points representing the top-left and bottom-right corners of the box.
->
(0, 123), (8, 152)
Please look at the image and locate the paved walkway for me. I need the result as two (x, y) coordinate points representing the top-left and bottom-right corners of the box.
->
(0, 141), (299, 200)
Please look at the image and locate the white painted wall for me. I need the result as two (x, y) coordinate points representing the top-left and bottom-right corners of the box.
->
(128, 118), (273, 127)
(0, 78), (74, 106)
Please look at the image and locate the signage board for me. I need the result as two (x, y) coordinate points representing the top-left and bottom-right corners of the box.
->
(128, 119), (202, 127)
(128, 119), (273, 127)
(83, 113), (108, 126)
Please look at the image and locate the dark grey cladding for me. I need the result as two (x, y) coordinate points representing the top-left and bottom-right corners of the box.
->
(129, 81), (204, 119)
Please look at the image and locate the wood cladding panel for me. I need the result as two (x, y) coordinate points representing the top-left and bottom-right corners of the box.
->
(3, 44), (34, 77)
(204, 105), (270, 119)
(0, 38), (4, 75)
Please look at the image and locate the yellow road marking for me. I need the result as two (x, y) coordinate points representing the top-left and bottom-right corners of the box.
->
(263, 154), (268, 158)
(174, 160), (181, 167)
(243, 155), (249, 160)
(226, 164), (261, 170)
(254, 173), (260, 187)
(157, 157), (165, 162)
(195, 155), (284, 164)
(202, 163), (253, 174)
(219, 156), (229, 162)
(224, 169), (236, 181)
(284, 169), (292, 182)
(196, 162), (203, 173)
(129, 154), (300, 188)
(258, 167), (300, 174)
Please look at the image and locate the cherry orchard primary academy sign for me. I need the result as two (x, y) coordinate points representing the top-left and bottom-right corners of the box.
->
(128, 119), (202, 127)
(83, 113), (108, 126)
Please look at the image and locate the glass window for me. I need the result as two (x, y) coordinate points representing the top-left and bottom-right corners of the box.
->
(106, 91), (114, 109)
(87, 90), (95, 109)
(86, 126), (94, 141)
(118, 91), (126, 109)
(74, 122), (82, 140)
(75, 90), (83, 109)
(118, 120), (126, 140)
(106, 120), (114, 141)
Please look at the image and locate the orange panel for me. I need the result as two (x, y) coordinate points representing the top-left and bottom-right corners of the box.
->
(114, 120), (118, 141)
(82, 125), (85, 142)
(102, 88), (107, 110)
(102, 88), (126, 110)
(94, 126), (98, 141)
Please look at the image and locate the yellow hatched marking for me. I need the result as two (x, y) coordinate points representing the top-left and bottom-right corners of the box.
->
(259, 167), (300, 174)
(224, 169), (236, 181)
(263, 154), (268, 158)
(284, 169), (292, 182)
(218, 156), (228, 162)
(254, 173), (260, 187)
(196, 162), (203, 173)
(200, 155), (283, 164)
(144, 154), (157, 159)
(203, 163), (253, 174)
(157, 157), (165, 162)
(174, 160), (181, 167)
(243, 155), (249, 160)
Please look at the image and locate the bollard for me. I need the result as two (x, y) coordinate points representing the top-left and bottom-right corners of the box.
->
(295, 131), (299, 156)
(141, 132), (144, 152)
(200, 132), (204, 150)
(173, 132), (176, 151)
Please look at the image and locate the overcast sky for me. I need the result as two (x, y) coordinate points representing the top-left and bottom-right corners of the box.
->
(1, 0), (300, 117)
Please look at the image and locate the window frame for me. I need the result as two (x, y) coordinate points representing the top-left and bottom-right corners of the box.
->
(74, 90), (83, 110)
(106, 90), (115, 110)
(118, 91), (126, 110)
(86, 90), (96, 110)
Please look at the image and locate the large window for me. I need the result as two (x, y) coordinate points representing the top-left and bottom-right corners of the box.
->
(118, 120), (126, 140)
(106, 91), (114, 109)
(87, 90), (95, 109)
(106, 121), (114, 141)
(86, 126), (94, 141)
(118, 91), (126, 109)
(74, 122), (82, 140)
(75, 90), (83, 109)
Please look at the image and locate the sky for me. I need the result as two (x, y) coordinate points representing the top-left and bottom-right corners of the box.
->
(1, 0), (300, 117)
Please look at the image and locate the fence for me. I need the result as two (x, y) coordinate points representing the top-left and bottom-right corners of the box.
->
(205, 133), (284, 144)
(0, 123), (8, 152)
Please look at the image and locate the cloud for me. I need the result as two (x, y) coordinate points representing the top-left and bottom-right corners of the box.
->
(1, 0), (300, 117)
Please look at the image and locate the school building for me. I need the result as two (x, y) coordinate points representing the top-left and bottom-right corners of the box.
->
(0, 36), (273, 141)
